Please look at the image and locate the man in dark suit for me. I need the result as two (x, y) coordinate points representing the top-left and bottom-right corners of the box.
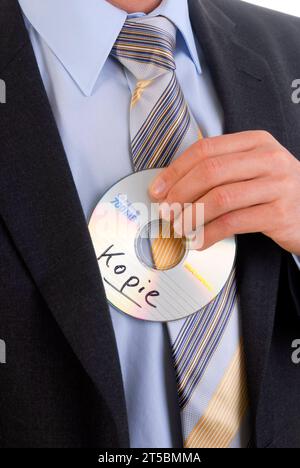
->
(0, 0), (300, 448)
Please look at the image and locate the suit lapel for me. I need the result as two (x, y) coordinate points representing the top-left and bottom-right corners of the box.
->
(189, 0), (286, 445)
(0, 0), (129, 446)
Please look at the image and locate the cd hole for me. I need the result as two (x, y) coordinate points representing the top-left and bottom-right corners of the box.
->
(135, 220), (186, 271)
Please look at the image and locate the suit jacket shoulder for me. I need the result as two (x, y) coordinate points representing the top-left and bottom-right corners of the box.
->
(212, 0), (300, 60)
(196, 0), (300, 160)
(214, 0), (300, 30)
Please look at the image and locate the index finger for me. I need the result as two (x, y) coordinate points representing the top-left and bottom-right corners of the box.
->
(148, 130), (272, 200)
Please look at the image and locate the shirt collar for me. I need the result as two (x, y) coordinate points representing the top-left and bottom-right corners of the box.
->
(19, 0), (202, 96)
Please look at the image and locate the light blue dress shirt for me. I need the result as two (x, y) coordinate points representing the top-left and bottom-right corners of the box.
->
(18, 0), (300, 448)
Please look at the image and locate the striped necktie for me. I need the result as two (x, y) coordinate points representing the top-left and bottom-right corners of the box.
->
(112, 16), (249, 448)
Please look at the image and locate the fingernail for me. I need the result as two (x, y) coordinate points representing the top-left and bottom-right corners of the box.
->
(150, 177), (166, 198)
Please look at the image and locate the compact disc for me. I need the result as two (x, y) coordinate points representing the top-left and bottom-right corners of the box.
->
(88, 169), (236, 322)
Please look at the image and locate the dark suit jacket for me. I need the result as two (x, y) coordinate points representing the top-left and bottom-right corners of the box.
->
(1, 0), (300, 448)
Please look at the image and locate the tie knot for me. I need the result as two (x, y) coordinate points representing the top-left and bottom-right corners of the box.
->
(111, 16), (177, 79)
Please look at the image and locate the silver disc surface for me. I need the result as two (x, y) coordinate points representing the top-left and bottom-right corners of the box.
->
(89, 169), (236, 322)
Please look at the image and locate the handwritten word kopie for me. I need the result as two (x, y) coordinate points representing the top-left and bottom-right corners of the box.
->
(98, 245), (160, 309)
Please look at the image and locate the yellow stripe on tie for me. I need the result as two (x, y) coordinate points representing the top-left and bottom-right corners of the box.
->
(152, 222), (186, 271)
(184, 342), (248, 448)
(131, 80), (152, 108)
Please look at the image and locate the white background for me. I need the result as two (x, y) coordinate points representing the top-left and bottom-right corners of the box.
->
(244, 0), (300, 16)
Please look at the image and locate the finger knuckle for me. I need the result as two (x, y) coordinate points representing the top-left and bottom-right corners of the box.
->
(219, 213), (235, 236)
(166, 164), (180, 181)
(200, 157), (222, 181)
(213, 187), (231, 210)
(263, 147), (291, 172)
(272, 150), (293, 176)
(197, 138), (214, 158)
(256, 130), (274, 143)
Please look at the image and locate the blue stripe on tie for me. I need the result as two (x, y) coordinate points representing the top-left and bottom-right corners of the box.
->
(111, 22), (176, 71)
(172, 269), (237, 409)
(132, 75), (190, 169)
